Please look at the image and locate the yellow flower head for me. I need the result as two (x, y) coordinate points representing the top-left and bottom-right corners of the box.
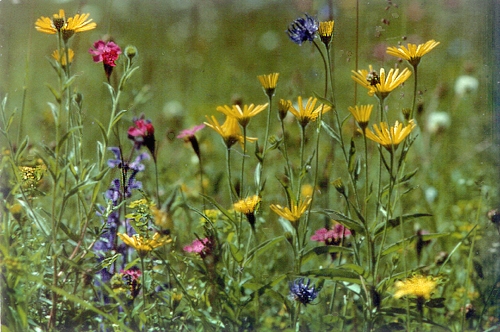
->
(386, 40), (440, 67)
(118, 232), (172, 258)
(318, 21), (334, 45)
(394, 275), (438, 300)
(258, 73), (279, 96)
(216, 103), (268, 128)
(278, 99), (292, 120)
(270, 196), (312, 223)
(35, 9), (96, 40)
(351, 65), (412, 100)
(52, 49), (75, 67)
(363, 120), (416, 151)
(205, 115), (257, 148)
(348, 104), (373, 130)
(150, 205), (173, 231)
(234, 195), (261, 214)
(288, 96), (332, 127)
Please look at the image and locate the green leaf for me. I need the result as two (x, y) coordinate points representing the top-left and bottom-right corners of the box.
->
(399, 168), (418, 183)
(62, 75), (77, 91)
(112, 109), (128, 127)
(46, 84), (61, 103)
(312, 92), (335, 109)
(200, 194), (238, 226)
(321, 120), (342, 144)
(302, 268), (362, 283)
(301, 245), (353, 265)
(57, 126), (83, 151)
(244, 236), (285, 266)
(373, 213), (433, 236)
(14, 135), (28, 162)
(321, 209), (365, 235)
(228, 242), (243, 263)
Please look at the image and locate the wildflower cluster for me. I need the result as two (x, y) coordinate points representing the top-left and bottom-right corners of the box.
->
(2, 3), (494, 332)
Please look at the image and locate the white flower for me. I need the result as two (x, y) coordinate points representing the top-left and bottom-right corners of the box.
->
(454, 75), (478, 95)
(427, 112), (450, 134)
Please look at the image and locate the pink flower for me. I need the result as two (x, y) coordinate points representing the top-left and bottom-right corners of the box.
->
(177, 124), (205, 158)
(121, 267), (142, 280)
(89, 40), (122, 67)
(311, 224), (351, 245)
(177, 124), (205, 140)
(128, 116), (156, 159)
(183, 238), (209, 253)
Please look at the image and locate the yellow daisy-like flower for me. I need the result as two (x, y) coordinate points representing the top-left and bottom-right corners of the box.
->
(288, 96), (332, 127)
(270, 196), (312, 223)
(234, 195), (261, 214)
(351, 65), (412, 100)
(386, 40), (440, 67)
(363, 120), (416, 151)
(52, 49), (74, 66)
(394, 275), (438, 300)
(204, 115), (257, 148)
(258, 73), (279, 96)
(35, 9), (96, 41)
(318, 21), (334, 45)
(216, 103), (268, 128)
(348, 104), (373, 131)
(118, 232), (172, 258)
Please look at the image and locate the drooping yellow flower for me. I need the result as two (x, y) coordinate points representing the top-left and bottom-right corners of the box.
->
(118, 232), (172, 258)
(318, 21), (334, 45)
(348, 104), (373, 131)
(258, 73), (279, 96)
(204, 115), (257, 148)
(363, 120), (416, 151)
(278, 99), (292, 120)
(270, 196), (312, 223)
(351, 65), (412, 100)
(386, 40), (440, 67)
(394, 275), (438, 300)
(35, 9), (96, 41)
(288, 96), (332, 127)
(234, 195), (261, 214)
(216, 103), (268, 128)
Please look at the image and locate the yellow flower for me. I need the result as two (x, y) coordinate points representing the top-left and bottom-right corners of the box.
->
(278, 99), (292, 120)
(35, 9), (66, 34)
(288, 96), (332, 127)
(150, 205), (173, 230)
(351, 65), (412, 100)
(118, 232), (172, 258)
(216, 103), (268, 128)
(386, 40), (440, 67)
(35, 9), (96, 41)
(363, 120), (416, 151)
(318, 21), (334, 45)
(205, 115), (257, 148)
(270, 196), (312, 223)
(394, 275), (438, 300)
(51, 49), (75, 66)
(233, 195), (261, 214)
(348, 104), (373, 131)
(258, 73), (279, 96)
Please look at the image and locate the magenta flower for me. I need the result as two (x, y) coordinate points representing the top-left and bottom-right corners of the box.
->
(89, 40), (121, 80)
(177, 124), (205, 158)
(121, 267), (142, 280)
(311, 224), (351, 246)
(89, 40), (121, 66)
(128, 116), (156, 160)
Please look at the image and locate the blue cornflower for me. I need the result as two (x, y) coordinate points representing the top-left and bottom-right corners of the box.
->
(289, 278), (319, 305)
(287, 14), (318, 45)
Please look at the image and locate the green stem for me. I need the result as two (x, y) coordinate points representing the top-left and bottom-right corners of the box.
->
(410, 64), (419, 120)
(297, 124), (306, 203)
(262, 95), (273, 158)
